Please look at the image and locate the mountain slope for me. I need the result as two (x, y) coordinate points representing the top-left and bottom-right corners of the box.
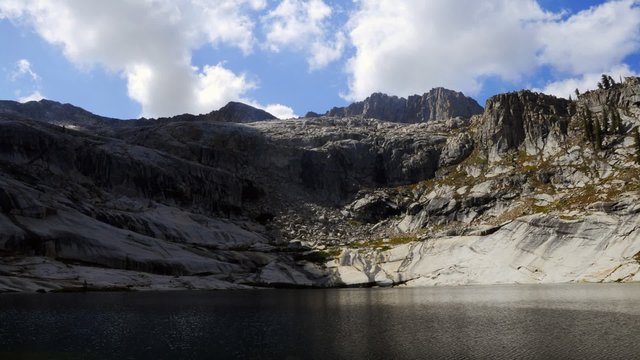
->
(1, 79), (640, 291)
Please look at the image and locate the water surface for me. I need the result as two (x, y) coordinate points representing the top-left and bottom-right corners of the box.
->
(1, 283), (639, 359)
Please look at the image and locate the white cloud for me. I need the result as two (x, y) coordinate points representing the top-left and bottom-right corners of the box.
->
(262, 103), (296, 119)
(344, 0), (553, 100)
(0, 0), (289, 118)
(195, 64), (257, 114)
(344, 0), (640, 101)
(535, 64), (639, 99)
(537, 0), (640, 74)
(18, 90), (45, 103)
(263, 0), (343, 70)
(11, 59), (39, 81)
(308, 32), (346, 70)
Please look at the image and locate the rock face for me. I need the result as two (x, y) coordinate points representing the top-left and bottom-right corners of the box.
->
(0, 110), (454, 291)
(331, 213), (640, 287)
(578, 76), (640, 115)
(326, 88), (483, 123)
(2, 78), (640, 292)
(477, 90), (571, 161)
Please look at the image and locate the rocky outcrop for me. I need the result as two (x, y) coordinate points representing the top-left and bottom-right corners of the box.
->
(438, 132), (474, 167)
(477, 91), (571, 161)
(579, 77), (640, 110)
(326, 88), (483, 123)
(330, 213), (640, 287)
(577, 77), (640, 122)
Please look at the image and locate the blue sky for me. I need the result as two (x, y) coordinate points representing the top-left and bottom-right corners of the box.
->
(1, 0), (639, 119)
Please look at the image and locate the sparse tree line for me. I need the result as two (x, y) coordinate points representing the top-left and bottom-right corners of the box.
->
(573, 74), (623, 98)
(597, 74), (618, 90)
(573, 73), (640, 163)
(579, 106), (624, 151)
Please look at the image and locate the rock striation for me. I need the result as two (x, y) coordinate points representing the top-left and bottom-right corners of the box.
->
(326, 88), (483, 123)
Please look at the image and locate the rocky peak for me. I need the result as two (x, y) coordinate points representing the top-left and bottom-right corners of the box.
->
(407, 87), (485, 121)
(204, 101), (277, 123)
(477, 90), (571, 161)
(324, 88), (483, 123)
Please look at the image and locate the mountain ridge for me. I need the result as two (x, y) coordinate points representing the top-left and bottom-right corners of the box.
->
(324, 87), (483, 123)
(1, 79), (640, 292)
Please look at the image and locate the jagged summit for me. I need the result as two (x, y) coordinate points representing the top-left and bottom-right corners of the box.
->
(324, 87), (483, 123)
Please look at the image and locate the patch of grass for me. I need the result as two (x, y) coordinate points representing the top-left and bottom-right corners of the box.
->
(634, 251), (640, 263)
(348, 234), (418, 249)
(388, 235), (418, 245)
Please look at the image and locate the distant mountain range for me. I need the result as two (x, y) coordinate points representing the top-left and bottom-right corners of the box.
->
(0, 87), (483, 126)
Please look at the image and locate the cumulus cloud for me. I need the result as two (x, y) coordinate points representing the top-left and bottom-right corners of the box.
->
(537, 0), (640, 74)
(344, 0), (640, 101)
(11, 59), (39, 81)
(261, 103), (297, 119)
(0, 0), (290, 118)
(535, 64), (639, 99)
(263, 0), (344, 70)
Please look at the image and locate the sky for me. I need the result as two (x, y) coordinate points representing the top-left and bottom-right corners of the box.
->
(0, 0), (639, 120)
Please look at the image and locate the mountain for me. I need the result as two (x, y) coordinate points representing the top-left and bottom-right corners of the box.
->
(325, 87), (484, 122)
(0, 99), (277, 135)
(204, 101), (277, 123)
(1, 79), (640, 292)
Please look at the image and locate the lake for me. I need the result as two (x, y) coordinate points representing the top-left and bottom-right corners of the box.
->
(1, 283), (639, 359)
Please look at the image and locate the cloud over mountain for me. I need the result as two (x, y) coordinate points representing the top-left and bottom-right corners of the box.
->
(0, 0), (295, 118)
(344, 0), (640, 101)
(1, 0), (639, 116)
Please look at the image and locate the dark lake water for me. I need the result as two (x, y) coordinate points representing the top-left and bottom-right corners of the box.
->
(1, 283), (639, 359)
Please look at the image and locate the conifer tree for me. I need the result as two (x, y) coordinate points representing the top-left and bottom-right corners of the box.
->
(583, 108), (594, 142)
(594, 119), (602, 151)
(575, 88), (580, 97)
(601, 74), (611, 89)
(601, 109), (609, 134)
(583, 116), (592, 141)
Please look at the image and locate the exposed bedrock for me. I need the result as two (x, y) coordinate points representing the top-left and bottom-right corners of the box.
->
(2, 80), (640, 291)
(326, 88), (483, 123)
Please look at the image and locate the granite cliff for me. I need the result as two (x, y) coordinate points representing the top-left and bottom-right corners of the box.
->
(325, 88), (483, 123)
(1, 81), (639, 292)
